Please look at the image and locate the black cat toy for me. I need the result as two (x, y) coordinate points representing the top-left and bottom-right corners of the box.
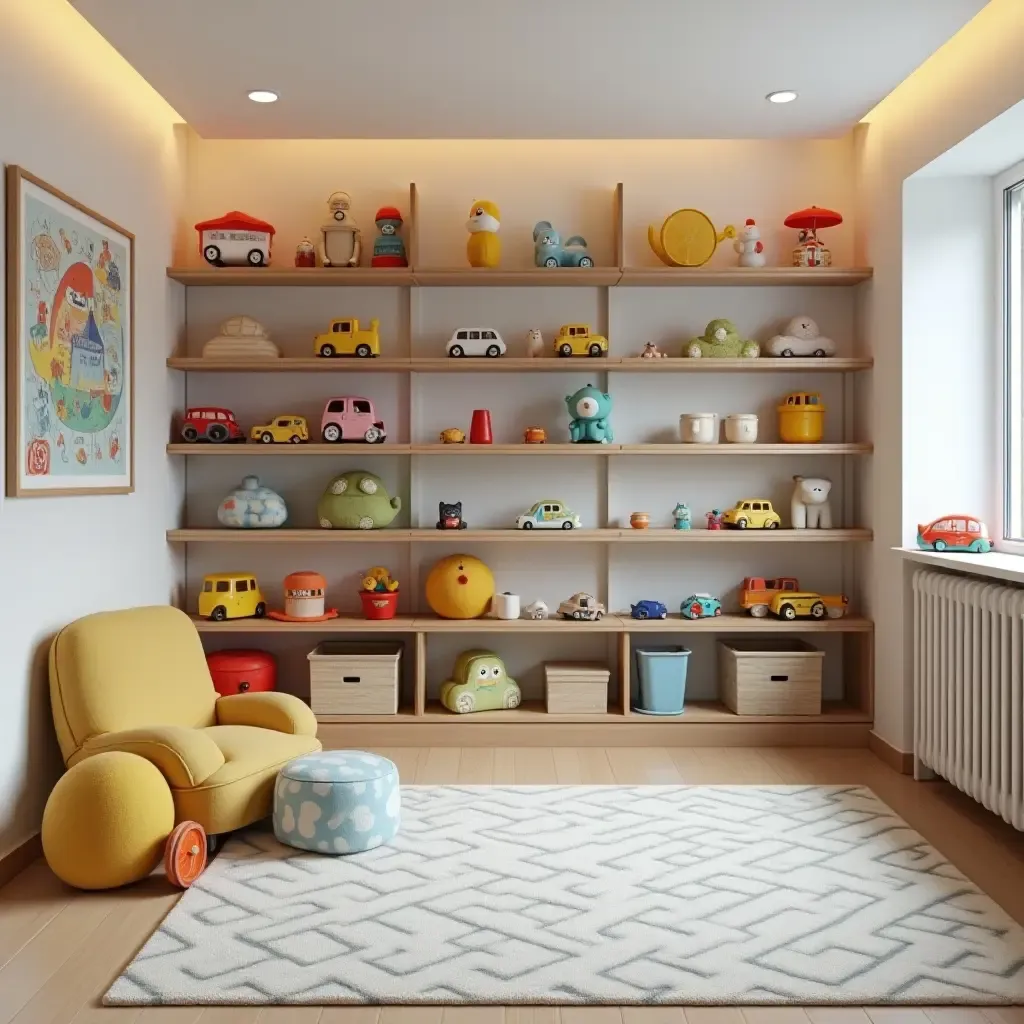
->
(437, 500), (467, 530)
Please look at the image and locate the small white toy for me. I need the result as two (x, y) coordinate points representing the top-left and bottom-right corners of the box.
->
(767, 316), (836, 358)
(791, 476), (833, 529)
(525, 328), (545, 358)
(734, 218), (766, 268)
(492, 592), (521, 619)
(522, 599), (549, 620)
(640, 341), (667, 359)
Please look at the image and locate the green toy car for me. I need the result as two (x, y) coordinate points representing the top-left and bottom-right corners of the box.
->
(440, 650), (522, 714)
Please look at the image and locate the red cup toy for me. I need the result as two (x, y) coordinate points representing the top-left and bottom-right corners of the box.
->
(360, 590), (399, 619)
(470, 409), (493, 444)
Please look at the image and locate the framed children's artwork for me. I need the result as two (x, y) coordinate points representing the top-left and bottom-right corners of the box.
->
(5, 166), (134, 497)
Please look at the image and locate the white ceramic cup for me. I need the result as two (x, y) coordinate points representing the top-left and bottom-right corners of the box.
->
(492, 592), (521, 619)
(724, 413), (759, 443)
(680, 412), (719, 444)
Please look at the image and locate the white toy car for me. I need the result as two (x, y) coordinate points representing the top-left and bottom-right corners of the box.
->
(522, 600), (549, 620)
(765, 315), (836, 358)
(514, 500), (582, 530)
(558, 592), (606, 621)
(446, 328), (506, 358)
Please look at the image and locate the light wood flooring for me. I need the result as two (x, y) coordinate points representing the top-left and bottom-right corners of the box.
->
(2, 746), (1023, 1024)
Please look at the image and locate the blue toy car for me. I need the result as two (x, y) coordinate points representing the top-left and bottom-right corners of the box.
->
(630, 599), (668, 620)
(533, 221), (595, 268)
(680, 593), (722, 619)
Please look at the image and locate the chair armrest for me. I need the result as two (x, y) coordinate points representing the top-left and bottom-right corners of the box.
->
(81, 726), (225, 788)
(215, 692), (318, 736)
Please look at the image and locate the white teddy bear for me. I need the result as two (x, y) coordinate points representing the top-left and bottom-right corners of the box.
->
(766, 316), (836, 358)
(791, 476), (833, 529)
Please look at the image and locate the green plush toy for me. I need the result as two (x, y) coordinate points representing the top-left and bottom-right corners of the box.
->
(317, 470), (401, 529)
(685, 318), (760, 359)
(440, 650), (521, 714)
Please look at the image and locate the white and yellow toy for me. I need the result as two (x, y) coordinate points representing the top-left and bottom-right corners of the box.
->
(466, 200), (501, 268)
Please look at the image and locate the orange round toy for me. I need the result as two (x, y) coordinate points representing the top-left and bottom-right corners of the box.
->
(267, 571), (339, 622)
(425, 554), (494, 619)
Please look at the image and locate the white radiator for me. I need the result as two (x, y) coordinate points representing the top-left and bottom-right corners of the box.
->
(913, 569), (1024, 829)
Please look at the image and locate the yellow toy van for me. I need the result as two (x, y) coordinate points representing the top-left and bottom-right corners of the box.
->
(313, 317), (381, 358)
(198, 573), (266, 621)
(554, 324), (608, 358)
(249, 415), (309, 444)
(721, 498), (781, 530)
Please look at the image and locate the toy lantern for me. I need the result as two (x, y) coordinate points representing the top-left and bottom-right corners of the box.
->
(267, 571), (338, 622)
(784, 206), (842, 268)
(371, 206), (407, 267)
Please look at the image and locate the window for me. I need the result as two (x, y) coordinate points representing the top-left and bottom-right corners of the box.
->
(353, 400), (371, 414)
(203, 581), (213, 593)
(1000, 159), (1024, 548)
(215, 581), (230, 593)
(483, 331), (496, 339)
(236, 579), (248, 592)
(327, 400), (345, 413)
(469, 331), (480, 340)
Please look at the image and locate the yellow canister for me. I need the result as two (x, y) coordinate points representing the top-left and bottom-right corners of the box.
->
(777, 392), (825, 443)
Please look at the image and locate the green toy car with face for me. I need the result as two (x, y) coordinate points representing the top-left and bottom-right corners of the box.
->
(440, 650), (521, 714)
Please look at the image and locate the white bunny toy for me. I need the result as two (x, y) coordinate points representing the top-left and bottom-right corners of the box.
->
(734, 218), (766, 268)
(791, 476), (833, 529)
(525, 328), (545, 358)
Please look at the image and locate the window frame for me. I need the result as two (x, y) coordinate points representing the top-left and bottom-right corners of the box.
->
(996, 158), (1024, 554)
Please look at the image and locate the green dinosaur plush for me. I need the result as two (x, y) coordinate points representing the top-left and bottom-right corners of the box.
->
(440, 649), (522, 714)
(317, 470), (401, 529)
(685, 318), (760, 359)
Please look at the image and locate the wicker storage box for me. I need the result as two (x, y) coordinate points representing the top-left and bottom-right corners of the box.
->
(718, 639), (823, 716)
(545, 662), (610, 714)
(308, 641), (401, 715)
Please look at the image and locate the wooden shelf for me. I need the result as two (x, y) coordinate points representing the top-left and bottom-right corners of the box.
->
(188, 612), (871, 633)
(166, 442), (871, 456)
(167, 266), (873, 288)
(619, 267), (873, 287)
(168, 527), (872, 544)
(166, 355), (873, 373)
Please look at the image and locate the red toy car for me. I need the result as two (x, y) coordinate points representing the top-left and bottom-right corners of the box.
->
(181, 407), (245, 443)
(917, 514), (991, 553)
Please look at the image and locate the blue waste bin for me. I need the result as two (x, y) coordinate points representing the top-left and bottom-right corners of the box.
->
(634, 647), (690, 715)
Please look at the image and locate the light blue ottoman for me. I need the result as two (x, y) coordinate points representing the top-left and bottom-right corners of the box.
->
(273, 750), (400, 854)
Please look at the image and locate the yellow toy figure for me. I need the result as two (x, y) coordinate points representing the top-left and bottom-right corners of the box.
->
(466, 200), (501, 268)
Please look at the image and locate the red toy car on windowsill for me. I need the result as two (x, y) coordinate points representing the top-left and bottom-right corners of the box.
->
(180, 407), (245, 443)
(917, 514), (992, 553)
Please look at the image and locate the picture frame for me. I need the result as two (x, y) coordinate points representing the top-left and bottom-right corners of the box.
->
(5, 165), (134, 496)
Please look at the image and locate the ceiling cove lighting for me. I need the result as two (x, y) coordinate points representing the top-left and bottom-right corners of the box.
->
(247, 90), (279, 103)
(766, 90), (798, 104)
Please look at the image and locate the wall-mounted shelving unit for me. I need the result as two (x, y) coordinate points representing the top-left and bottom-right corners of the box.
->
(168, 181), (874, 745)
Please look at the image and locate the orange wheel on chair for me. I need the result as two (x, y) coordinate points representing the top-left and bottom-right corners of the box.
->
(164, 820), (207, 888)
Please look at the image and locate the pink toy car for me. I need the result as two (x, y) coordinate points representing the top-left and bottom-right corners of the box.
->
(320, 396), (387, 444)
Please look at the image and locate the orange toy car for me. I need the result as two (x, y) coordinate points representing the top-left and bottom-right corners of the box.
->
(740, 576), (800, 617)
(917, 514), (991, 553)
(523, 426), (547, 444)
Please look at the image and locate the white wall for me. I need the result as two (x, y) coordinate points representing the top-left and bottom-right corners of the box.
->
(855, 0), (1024, 750)
(0, 0), (185, 859)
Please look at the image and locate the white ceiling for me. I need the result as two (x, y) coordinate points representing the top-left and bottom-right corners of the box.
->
(72, 0), (988, 140)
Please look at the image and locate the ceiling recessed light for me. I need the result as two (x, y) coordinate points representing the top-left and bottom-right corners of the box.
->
(247, 90), (279, 104)
(766, 90), (798, 104)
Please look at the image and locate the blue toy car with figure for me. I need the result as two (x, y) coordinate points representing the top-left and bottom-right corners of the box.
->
(680, 593), (722, 620)
(630, 599), (668, 620)
(533, 221), (595, 268)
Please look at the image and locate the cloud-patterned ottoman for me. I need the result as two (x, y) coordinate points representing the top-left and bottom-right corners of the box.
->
(273, 750), (400, 854)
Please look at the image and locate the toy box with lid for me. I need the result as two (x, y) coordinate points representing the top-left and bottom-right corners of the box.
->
(206, 650), (276, 696)
(544, 662), (610, 714)
(308, 641), (402, 715)
(718, 638), (824, 716)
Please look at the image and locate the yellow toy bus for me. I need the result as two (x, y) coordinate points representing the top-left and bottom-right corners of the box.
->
(198, 573), (266, 621)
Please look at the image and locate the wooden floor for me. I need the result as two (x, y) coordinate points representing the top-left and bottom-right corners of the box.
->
(2, 746), (1024, 1024)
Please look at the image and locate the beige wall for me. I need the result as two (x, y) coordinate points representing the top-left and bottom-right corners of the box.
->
(855, 0), (1024, 749)
(0, 0), (186, 858)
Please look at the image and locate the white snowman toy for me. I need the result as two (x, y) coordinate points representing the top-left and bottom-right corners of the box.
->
(734, 218), (766, 268)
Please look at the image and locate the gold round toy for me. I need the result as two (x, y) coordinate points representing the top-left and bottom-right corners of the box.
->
(425, 553), (495, 619)
(649, 209), (736, 267)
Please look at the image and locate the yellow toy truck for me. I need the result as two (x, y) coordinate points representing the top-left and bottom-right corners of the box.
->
(314, 317), (381, 358)
(768, 590), (848, 621)
(554, 324), (608, 358)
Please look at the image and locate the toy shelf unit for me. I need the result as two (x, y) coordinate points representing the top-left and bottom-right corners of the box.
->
(169, 180), (873, 745)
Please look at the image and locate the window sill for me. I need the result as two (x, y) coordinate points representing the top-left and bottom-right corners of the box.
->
(896, 547), (1024, 586)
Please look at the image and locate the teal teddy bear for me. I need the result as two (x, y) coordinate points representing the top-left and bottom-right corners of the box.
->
(566, 384), (613, 443)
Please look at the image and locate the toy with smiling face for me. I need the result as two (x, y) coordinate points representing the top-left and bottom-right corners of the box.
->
(316, 470), (401, 529)
(440, 650), (521, 714)
(685, 318), (760, 359)
(466, 200), (501, 268)
(319, 191), (362, 268)
(566, 384), (613, 443)
(425, 553), (495, 619)
(371, 206), (407, 267)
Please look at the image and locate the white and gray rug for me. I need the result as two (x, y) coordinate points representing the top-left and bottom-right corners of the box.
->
(106, 785), (1024, 1006)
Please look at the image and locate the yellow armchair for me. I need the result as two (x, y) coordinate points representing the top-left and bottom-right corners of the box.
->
(46, 605), (321, 888)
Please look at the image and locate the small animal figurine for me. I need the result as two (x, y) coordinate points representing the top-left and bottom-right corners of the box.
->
(294, 237), (317, 267)
(672, 503), (692, 530)
(439, 427), (466, 444)
(640, 342), (667, 359)
(320, 191), (362, 267)
(734, 218), (766, 267)
(685, 319), (760, 359)
(533, 221), (595, 268)
(522, 599), (549, 620)
(437, 500), (468, 530)
(466, 200), (501, 268)
(525, 328), (545, 358)
(440, 650), (521, 714)
(566, 384), (613, 444)
(766, 316), (836, 357)
(371, 206), (407, 267)
(706, 509), (723, 530)
(791, 476), (833, 529)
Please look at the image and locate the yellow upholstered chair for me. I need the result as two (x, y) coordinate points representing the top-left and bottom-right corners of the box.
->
(44, 605), (321, 888)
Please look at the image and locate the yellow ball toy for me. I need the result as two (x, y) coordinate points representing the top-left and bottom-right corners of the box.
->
(42, 751), (175, 890)
(425, 553), (495, 619)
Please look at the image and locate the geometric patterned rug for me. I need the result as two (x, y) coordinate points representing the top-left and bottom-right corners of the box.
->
(105, 785), (1024, 1006)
